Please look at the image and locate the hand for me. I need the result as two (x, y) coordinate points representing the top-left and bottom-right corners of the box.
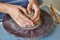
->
(27, 0), (40, 23)
(1, 3), (34, 28)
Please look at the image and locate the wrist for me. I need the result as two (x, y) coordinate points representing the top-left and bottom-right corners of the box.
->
(28, 0), (37, 2)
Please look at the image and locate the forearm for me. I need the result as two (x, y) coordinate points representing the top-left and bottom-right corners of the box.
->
(28, 0), (39, 6)
(0, 3), (7, 14)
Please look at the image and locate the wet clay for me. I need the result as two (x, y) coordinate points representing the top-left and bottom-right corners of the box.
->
(2, 9), (54, 38)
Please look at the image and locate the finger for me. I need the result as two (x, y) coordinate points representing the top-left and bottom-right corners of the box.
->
(14, 14), (32, 28)
(18, 11), (34, 26)
(19, 16), (33, 27)
(33, 15), (40, 23)
(10, 15), (25, 27)
(32, 8), (40, 21)
(9, 12), (27, 27)
(18, 6), (28, 14)
(27, 3), (32, 14)
(32, 4), (40, 20)
(15, 16), (31, 28)
(16, 21), (25, 28)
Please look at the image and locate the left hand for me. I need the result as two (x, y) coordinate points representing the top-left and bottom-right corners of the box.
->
(0, 3), (34, 27)
(27, 0), (40, 23)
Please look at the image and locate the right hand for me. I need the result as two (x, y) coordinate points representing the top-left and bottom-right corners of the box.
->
(2, 3), (34, 28)
(27, 0), (40, 24)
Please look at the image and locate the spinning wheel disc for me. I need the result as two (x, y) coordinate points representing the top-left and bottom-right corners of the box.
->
(2, 9), (54, 38)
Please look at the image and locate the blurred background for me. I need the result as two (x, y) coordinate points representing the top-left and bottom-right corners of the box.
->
(43, 0), (60, 12)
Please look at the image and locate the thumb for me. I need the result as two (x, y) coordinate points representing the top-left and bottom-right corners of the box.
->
(27, 3), (32, 14)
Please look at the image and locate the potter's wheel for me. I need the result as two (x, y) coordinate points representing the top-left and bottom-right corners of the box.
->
(2, 9), (54, 38)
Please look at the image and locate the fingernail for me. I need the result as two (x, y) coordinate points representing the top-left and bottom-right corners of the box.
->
(32, 24), (34, 26)
(31, 22), (34, 26)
